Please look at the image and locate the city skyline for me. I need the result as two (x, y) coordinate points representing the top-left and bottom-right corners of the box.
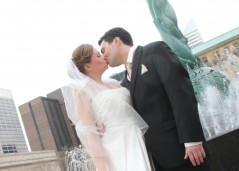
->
(0, 0), (238, 106)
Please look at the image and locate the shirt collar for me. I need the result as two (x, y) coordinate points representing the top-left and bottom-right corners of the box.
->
(127, 46), (137, 63)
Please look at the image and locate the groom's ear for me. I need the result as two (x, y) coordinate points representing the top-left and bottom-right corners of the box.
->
(113, 37), (121, 47)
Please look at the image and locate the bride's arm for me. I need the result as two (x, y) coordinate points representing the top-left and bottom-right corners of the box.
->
(76, 91), (107, 171)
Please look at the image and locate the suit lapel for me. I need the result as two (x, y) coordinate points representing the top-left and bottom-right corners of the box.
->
(130, 46), (143, 103)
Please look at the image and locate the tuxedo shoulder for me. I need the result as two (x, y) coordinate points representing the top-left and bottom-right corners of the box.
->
(146, 41), (167, 46)
(144, 41), (169, 49)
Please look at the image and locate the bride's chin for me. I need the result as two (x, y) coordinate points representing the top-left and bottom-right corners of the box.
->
(102, 67), (108, 73)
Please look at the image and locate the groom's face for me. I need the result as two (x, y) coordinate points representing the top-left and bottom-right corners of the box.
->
(100, 39), (121, 67)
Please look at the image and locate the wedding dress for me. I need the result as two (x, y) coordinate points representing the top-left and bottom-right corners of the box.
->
(81, 86), (152, 171)
(62, 60), (152, 171)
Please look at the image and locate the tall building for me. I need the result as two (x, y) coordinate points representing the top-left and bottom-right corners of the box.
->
(19, 93), (79, 152)
(0, 88), (28, 154)
(182, 19), (204, 48)
(46, 89), (80, 147)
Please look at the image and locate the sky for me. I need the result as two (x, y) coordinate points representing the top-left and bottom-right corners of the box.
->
(0, 0), (238, 107)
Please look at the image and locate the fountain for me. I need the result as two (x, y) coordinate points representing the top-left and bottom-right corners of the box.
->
(146, 0), (239, 139)
(65, 145), (95, 171)
(199, 47), (239, 140)
(222, 47), (239, 78)
(198, 80), (239, 140)
(146, 0), (239, 170)
(214, 52), (224, 70)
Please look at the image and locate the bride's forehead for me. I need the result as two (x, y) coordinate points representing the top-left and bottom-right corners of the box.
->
(93, 48), (101, 55)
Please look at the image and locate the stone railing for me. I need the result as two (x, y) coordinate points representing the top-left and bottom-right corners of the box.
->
(0, 150), (65, 171)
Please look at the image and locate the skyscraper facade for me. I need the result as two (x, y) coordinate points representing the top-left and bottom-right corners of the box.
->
(183, 19), (204, 48)
(0, 88), (28, 154)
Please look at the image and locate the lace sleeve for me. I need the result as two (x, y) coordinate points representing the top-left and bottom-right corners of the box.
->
(61, 86), (108, 171)
(76, 90), (109, 171)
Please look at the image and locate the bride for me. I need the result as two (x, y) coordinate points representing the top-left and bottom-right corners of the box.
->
(61, 44), (152, 171)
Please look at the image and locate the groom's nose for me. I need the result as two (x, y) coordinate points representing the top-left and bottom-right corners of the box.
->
(102, 55), (107, 60)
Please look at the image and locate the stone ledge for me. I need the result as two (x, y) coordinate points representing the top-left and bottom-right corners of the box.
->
(0, 150), (64, 169)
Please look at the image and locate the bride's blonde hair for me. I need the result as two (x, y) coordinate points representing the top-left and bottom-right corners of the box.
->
(72, 44), (93, 74)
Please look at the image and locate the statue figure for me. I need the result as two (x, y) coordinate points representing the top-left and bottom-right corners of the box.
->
(147, 0), (203, 69)
(146, 0), (230, 99)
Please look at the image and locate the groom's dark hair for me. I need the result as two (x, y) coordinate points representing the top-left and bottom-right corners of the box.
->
(98, 27), (133, 46)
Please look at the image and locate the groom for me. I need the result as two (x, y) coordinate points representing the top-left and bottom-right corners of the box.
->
(98, 27), (211, 171)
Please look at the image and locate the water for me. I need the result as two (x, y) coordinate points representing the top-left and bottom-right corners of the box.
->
(224, 48), (239, 78)
(199, 49), (239, 140)
(65, 145), (95, 171)
(198, 80), (239, 140)
(214, 46), (239, 79)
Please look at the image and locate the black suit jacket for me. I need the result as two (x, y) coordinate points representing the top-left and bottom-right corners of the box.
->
(121, 41), (205, 169)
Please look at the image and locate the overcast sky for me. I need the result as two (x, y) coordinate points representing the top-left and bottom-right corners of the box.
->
(0, 0), (238, 106)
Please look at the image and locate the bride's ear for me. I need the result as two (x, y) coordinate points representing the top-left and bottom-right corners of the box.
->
(84, 63), (92, 72)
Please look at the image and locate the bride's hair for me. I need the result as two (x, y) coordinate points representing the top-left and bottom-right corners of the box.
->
(72, 44), (93, 74)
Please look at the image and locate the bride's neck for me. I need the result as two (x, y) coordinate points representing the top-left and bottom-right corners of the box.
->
(87, 73), (103, 83)
(87, 73), (114, 89)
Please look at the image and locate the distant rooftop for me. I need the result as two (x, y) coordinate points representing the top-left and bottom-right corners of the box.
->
(183, 19), (200, 35)
(191, 27), (239, 54)
(0, 88), (12, 99)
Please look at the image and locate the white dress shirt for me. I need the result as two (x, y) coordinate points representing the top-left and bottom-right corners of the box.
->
(127, 46), (136, 64)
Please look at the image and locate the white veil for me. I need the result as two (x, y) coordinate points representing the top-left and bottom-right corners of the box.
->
(61, 60), (149, 170)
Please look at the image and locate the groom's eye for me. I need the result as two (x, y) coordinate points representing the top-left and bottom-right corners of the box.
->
(101, 48), (105, 54)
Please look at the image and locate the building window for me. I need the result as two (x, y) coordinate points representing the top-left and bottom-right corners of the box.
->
(2, 144), (17, 153)
(214, 51), (222, 60)
(223, 47), (230, 56)
(201, 56), (208, 63)
(233, 42), (239, 52)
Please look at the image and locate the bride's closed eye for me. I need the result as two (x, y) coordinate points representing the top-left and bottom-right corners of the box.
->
(97, 53), (101, 58)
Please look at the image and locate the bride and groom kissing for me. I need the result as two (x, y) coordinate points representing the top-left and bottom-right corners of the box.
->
(62, 27), (212, 171)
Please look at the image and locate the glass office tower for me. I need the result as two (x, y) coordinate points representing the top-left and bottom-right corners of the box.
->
(0, 88), (28, 154)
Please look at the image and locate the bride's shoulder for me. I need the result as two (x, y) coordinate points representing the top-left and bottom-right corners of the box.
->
(103, 78), (121, 88)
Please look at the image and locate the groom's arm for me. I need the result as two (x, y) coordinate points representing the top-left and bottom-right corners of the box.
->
(152, 41), (205, 142)
(152, 41), (206, 166)
(184, 144), (206, 166)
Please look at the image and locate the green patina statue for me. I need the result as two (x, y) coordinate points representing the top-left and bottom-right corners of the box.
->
(146, 0), (230, 99)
